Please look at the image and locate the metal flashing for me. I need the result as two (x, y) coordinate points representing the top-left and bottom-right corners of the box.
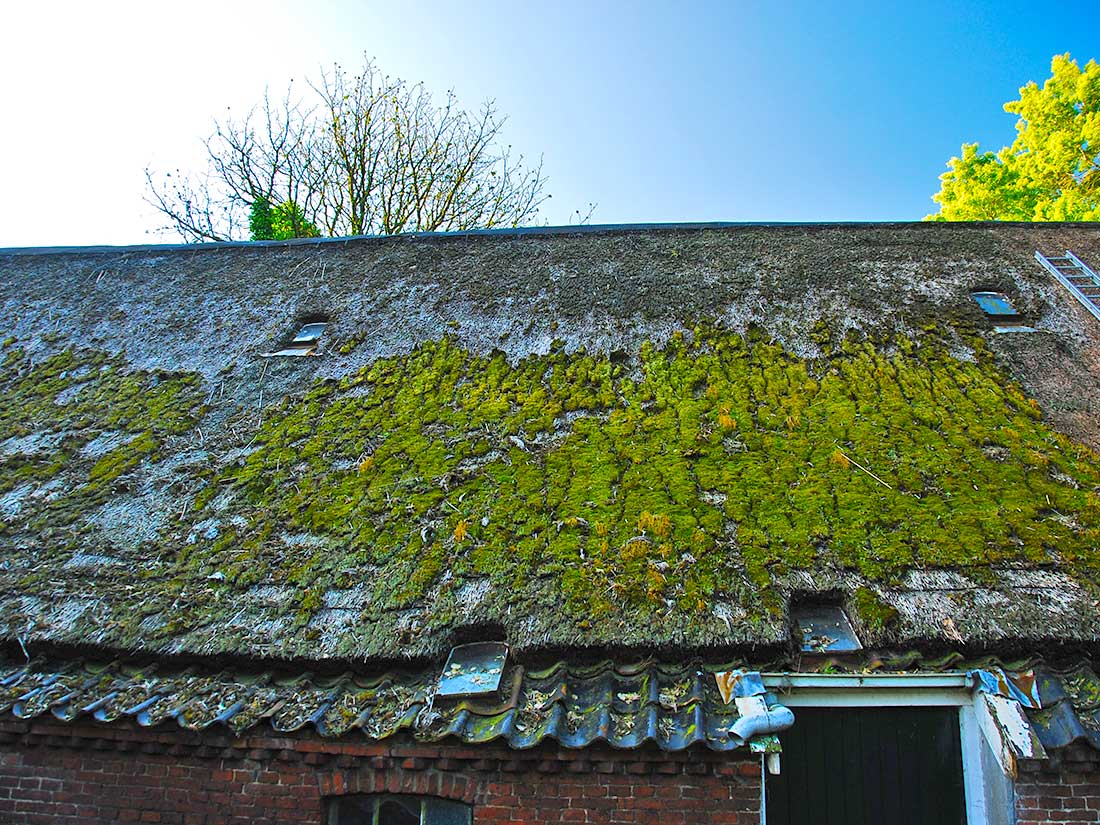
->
(261, 347), (318, 357)
(969, 668), (1041, 709)
(292, 322), (328, 343)
(436, 642), (509, 699)
(791, 606), (862, 653)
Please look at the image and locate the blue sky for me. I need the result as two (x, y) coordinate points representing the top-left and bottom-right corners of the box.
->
(1, 0), (1095, 246)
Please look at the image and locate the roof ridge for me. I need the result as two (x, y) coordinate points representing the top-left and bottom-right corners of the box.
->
(4, 219), (1100, 255)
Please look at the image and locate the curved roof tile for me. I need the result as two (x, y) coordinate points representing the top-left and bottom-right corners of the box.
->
(7, 653), (1100, 752)
(0, 657), (776, 752)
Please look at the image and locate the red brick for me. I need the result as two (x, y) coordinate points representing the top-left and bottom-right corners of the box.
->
(0, 719), (768, 825)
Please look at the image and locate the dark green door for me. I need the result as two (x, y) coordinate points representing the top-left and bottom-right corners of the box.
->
(767, 706), (966, 825)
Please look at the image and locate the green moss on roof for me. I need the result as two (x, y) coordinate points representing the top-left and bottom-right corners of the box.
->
(0, 347), (205, 533)
(176, 323), (1100, 633)
(4, 320), (1100, 659)
(851, 586), (901, 633)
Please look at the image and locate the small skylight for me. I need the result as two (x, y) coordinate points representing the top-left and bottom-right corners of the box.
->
(436, 642), (509, 699)
(792, 605), (862, 653)
(292, 323), (328, 344)
(261, 321), (328, 357)
(972, 292), (1019, 318)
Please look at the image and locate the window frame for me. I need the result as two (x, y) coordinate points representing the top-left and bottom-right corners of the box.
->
(324, 793), (472, 825)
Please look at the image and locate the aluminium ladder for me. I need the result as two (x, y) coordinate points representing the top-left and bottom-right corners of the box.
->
(1035, 249), (1100, 323)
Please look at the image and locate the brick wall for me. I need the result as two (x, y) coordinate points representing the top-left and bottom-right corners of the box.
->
(1017, 743), (1100, 825)
(0, 718), (761, 824)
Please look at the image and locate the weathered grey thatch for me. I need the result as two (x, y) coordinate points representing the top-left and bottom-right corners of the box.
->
(1, 223), (1099, 667)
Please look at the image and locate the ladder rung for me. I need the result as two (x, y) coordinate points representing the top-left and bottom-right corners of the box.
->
(1038, 249), (1100, 323)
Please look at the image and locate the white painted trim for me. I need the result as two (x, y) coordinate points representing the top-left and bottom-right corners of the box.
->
(763, 672), (969, 690)
(974, 692), (1046, 778)
(772, 688), (971, 707)
(764, 672), (972, 707)
(960, 703), (989, 825)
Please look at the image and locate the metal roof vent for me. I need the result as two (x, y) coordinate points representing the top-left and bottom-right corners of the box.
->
(262, 321), (328, 357)
(792, 605), (862, 654)
(436, 642), (509, 699)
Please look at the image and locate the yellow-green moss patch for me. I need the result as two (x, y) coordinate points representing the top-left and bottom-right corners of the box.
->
(184, 325), (1100, 629)
(850, 586), (901, 634)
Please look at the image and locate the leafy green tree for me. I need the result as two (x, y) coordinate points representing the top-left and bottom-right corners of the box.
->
(269, 200), (319, 239)
(248, 197), (319, 241)
(928, 54), (1100, 221)
(248, 197), (275, 240)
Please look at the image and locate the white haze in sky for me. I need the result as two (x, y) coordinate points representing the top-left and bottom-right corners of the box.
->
(3, 1), (371, 246)
(4, 0), (616, 246)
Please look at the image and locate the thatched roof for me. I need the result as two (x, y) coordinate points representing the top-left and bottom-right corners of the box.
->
(2, 223), (1100, 667)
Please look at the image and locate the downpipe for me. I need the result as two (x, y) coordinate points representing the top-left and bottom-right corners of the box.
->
(730, 695), (795, 742)
(727, 690), (794, 825)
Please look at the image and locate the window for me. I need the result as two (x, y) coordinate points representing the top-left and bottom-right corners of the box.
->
(326, 795), (471, 825)
(262, 320), (328, 357)
(971, 292), (1035, 333)
(971, 292), (1018, 318)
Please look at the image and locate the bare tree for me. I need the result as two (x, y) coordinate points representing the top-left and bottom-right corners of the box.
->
(146, 58), (556, 241)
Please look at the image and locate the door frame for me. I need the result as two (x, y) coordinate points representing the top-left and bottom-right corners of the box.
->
(760, 673), (1015, 825)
